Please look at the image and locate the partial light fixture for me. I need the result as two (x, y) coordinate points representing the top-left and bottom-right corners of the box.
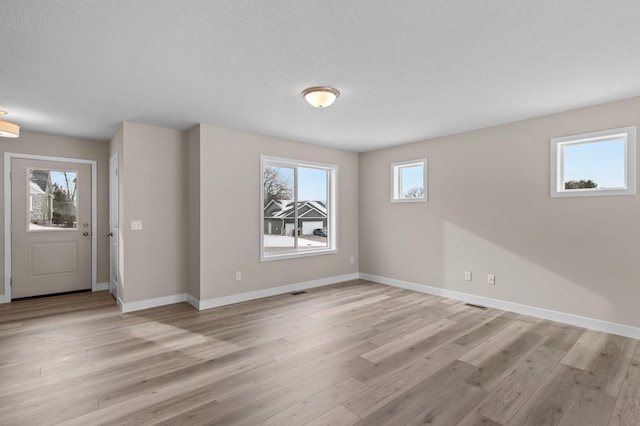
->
(0, 110), (19, 138)
(302, 86), (340, 108)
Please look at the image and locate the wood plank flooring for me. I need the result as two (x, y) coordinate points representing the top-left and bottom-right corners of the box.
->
(0, 280), (639, 425)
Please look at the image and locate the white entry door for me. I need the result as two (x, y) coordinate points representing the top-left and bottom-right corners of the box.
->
(109, 154), (119, 299)
(11, 158), (92, 299)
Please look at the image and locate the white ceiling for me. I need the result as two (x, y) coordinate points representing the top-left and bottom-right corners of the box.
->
(2, 1), (640, 152)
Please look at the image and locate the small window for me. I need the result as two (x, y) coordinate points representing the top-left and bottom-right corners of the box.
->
(28, 169), (79, 230)
(261, 156), (337, 261)
(551, 126), (636, 197)
(391, 159), (427, 202)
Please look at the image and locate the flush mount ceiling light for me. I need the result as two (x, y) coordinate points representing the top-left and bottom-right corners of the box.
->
(302, 86), (340, 108)
(0, 110), (19, 138)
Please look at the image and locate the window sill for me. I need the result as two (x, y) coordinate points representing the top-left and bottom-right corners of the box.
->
(261, 248), (338, 262)
(391, 198), (428, 203)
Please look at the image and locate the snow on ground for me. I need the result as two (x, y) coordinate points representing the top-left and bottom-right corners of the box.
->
(264, 235), (325, 247)
(28, 223), (74, 231)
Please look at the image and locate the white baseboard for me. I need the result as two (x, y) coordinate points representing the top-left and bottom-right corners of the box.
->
(360, 273), (640, 340)
(194, 273), (360, 311)
(119, 293), (187, 313)
(0, 294), (6, 303)
(186, 293), (200, 310)
(95, 282), (109, 291)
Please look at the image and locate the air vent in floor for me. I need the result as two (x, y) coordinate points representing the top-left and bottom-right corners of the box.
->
(465, 303), (488, 310)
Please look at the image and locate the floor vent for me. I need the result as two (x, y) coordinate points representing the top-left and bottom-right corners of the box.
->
(465, 303), (488, 310)
(291, 291), (308, 296)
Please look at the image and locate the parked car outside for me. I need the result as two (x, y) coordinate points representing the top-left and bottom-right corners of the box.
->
(313, 227), (327, 237)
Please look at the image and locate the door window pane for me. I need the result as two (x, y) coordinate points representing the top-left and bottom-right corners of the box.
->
(29, 169), (78, 230)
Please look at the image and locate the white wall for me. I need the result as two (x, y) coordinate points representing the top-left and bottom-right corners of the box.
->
(359, 96), (640, 328)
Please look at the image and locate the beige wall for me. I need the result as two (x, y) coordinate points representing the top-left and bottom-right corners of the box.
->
(196, 124), (359, 300)
(359, 96), (640, 328)
(110, 122), (188, 303)
(186, 126), (201, 300)
(0, 131), (109, 298)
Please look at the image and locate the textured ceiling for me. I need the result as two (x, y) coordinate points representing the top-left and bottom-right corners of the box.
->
(1, 1), (640, 151)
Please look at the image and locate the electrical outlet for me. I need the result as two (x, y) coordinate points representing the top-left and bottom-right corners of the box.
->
(464, 271), (472, 281)
(235, 271), (241, 281)
(488, 274), (495, 285)
(131, 220), (142, 231)
(350, 256), (355, 264)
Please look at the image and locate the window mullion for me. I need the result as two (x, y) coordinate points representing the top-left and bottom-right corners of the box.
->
(293, 166), (298, 251)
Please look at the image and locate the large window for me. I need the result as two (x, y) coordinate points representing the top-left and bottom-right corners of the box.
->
(261, 156), (337, 261)
(391, 158), (427, 202)
(551, 126), (636, 197)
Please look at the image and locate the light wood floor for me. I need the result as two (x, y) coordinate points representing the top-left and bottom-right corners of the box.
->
(0, 280), (639, 425)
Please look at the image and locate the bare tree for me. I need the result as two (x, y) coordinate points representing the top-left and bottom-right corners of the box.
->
(62, 172), (77, 201)
(264, 166), (293, 205)
(404, 186), (424, 198)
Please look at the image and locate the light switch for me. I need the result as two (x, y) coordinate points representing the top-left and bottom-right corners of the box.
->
(131, 220), (142, 230)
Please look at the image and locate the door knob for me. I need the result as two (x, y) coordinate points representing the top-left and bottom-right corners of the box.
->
(83, 232), (89, 236)
(107, 232), (113, 237)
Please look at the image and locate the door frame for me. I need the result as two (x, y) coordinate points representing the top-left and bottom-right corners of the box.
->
(4, 153), (98, 301)
(109, 152), (118, 299)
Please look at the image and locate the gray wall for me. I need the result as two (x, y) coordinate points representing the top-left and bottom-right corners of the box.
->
(359, 96), (640, 328)
(109, 122), (188, 303)
(197, 124), (359, 301)
(0, 131), (110, 298)
(187, 125), (201, 300)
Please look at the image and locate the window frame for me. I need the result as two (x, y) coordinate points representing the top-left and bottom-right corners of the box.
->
(550, 126), (636, 198)
(390, 158), (428, 203)
(260, 155), (338, 262)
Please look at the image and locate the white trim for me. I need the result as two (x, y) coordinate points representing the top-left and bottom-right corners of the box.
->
(4, 153), (98, 301)
(360, 273), (640, 340)
(186, 293), (200, 310)
(260, 248), (338, 262)
(96, 282), (109, 291)
(0, 294), (6, 303)
(119, 293), (188, 313)
(550, 126), (636, 197)
(109, 152), (119, 299)
(195, 273), (359, 311)
(391, 158), (428, 203)
(260, 155), (338, 262)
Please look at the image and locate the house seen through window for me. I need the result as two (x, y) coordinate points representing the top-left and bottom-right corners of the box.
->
(261, 156), (336, 260)
(29, 169), (78, 230)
